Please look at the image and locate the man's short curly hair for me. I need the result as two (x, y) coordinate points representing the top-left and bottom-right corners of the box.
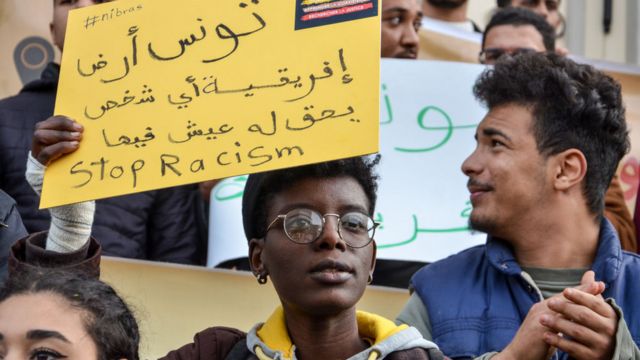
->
(0, 268), (140, 360)
(242, 156), (380, 241)
(473, 52), (629, 216)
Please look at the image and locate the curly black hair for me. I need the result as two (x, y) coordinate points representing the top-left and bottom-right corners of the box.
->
(473, 52), (629, 216)
(0, 268), (139, 360)
(242, 155), (381, 241)
(483, 7), (555, 52)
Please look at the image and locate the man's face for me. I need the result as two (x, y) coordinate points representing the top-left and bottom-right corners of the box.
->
(426, 0), (467, 9)
(480, 24), (546, 64)
(381, 0), (422, 59)
(510, 0), (562, 30)
(461, 104), (551, 238)
(51, 0), (110, 51)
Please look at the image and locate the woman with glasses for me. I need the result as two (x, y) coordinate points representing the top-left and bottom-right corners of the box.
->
(16, 117), (443, 360)
(163, 156), (443, 359)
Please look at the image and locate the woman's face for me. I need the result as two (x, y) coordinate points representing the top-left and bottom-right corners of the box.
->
(250, 176), (376, 316)
(0, 292), (98, 360)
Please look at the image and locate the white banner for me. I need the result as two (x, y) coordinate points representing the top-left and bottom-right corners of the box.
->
(208, 59), (488, 266)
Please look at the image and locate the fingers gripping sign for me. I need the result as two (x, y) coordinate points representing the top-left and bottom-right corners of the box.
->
(32, 115), (83, 166)
(540, 271), (617, 360)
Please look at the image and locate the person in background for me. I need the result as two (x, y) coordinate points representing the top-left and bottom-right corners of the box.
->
(0, 0), (203, 264)
(398, 52), (640, 359)
(422, 0), (481, 33)
(479, 7), (637, 252)
(381, 0), (423, 59)
(496, 0), (565, 44)
(479, 7), (554, 64)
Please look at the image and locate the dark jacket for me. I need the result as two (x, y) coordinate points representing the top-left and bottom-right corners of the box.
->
(0, 63), (202, 264)
(411, 219), (640, 359)
(0, 190), (27, 284)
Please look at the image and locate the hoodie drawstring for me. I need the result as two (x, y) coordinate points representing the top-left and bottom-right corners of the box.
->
(255, 346), (275, 360)
(367, 350), (380, 360)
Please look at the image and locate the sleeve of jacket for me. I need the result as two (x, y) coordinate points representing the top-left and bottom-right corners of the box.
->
(8, 231), (101, 279)
(0, 190), (28, 283)
(604, 175), (637, 253)
(160, 327), (247, 360)
(147, 185), (202, 265)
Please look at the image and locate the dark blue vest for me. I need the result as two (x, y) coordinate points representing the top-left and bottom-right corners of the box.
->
(411, 220), (640, 359)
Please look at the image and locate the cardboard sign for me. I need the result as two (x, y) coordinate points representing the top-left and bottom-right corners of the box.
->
(41, 0), (380, 208)
(208, 59), (487, 265)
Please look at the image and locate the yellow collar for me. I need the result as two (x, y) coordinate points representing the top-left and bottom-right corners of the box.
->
(256, 307), (409, 359)
(256, 307), (296, 358)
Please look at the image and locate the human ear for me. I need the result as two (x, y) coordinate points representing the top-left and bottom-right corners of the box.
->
(248, 238), (266, 276)
(552, 149), (587, 191)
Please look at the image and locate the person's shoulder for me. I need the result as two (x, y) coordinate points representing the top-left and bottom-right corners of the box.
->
(0, 189), (17, 208)
(0, 84), (56, 126)
(0, 92), (30, 113)
(387, 347), (445, 360)
(0, 81), (55, 107)
(411, 244), (488, 290)
(160, 326), (247, 360)
(195, 326), (247, 340)
(418, 244), (487, 273)
(620, 250), (640, 269)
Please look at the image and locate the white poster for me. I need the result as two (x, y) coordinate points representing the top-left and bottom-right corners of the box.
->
(208, 59), (488, 266)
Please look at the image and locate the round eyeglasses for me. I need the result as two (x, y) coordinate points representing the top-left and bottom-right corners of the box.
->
(265, 208), (378, 248)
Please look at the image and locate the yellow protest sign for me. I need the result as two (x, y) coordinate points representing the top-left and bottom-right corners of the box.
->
(41, 0), (380, 208)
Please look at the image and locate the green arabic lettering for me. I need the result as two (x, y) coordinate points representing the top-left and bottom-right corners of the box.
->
(378, 214), (470, 249)
(460, 200), (472, 218)
(381, 83), (393, 125)
(213, 175), (248, 201)
(395, 105), (477, 153)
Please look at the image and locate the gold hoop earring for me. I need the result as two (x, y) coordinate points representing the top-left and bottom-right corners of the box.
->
(367, 273), (373, 285)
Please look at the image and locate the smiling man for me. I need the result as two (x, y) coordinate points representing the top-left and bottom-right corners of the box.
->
(397, 53), (640, 359)
(381, 0), (422, 59)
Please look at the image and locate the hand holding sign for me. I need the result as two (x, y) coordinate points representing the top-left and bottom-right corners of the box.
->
(32, 116), (83, 166)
